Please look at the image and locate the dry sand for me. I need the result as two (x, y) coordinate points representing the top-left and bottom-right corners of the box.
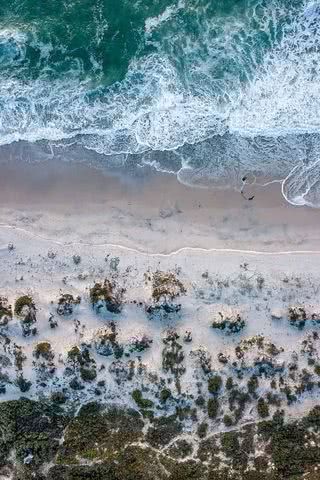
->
(0, 160), (319, 254)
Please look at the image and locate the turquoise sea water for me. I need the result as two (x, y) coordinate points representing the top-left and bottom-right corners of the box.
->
(0, 0), (320, 205)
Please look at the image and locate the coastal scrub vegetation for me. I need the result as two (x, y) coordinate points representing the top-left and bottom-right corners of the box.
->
(14, 295), (37, 336)
(212, 309), (246, 334)
(57, 293), (81, 316)
(90, 279), (124, 313)
(146, 270), (186, 315)
(0, 297), (12, 327)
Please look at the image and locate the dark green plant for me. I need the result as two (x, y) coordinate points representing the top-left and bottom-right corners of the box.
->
(132, 389), (154, 409)
(257, 398), (269, 418)
(207, 398), (219, 419)
(208, 375), (223, 395)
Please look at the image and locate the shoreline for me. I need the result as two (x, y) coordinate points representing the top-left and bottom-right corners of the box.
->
(0, 159), (319, 254)
(2, 223), (320, 256)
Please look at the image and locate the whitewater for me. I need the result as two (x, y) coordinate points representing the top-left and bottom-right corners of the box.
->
(0, 0), (319, 206)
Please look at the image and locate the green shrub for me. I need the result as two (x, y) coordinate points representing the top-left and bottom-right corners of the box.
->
(15, 375), (32, 393)
(67, 346), (81, 362)
(257, 398), (269, 418)
(69, 378), (84, 390)
(14, 295), (34, 316)
(151, 271), (186, 304)
(34, 341), (54, 361)
(90, 280), (123, 313)
(208, 375), (223, 394)
(223, 414), (233, 427)
(207, 398), (219, 419)
(160, 388), (171, 403)
(197, 422), (208, 438)
(80, 367), (97, 382)
(270, 379), (277, 389)
(0, 297), (12, 324)
(221, 431), (240, 457)
(195, 395), (205, 407)
(304, 405), (320, 429)
(132, 389), (154, 409)
(226, 377), (234, 390)
(247, 375), (259, 394)
(51, 392), (67, 404)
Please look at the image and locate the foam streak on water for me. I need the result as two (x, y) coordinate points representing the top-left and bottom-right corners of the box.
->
(0, 0), (319, 206)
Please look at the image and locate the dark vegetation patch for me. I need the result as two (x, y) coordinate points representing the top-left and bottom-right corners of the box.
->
(146, 270), (186, 315)
(132, 389), (154, 409)
(162, 330), (186, 378)
(146, 415), (182, 448)
(1, 398), (320, 480)
(93, 323), (124, 358)
(208, 375), (223, 394)
(0, 297), (12, 326)
(0, 398), (69, 470)
(90, 279), (124, 314)
(212, 311), (245, 334)
(58, 403), (144, 463)
(56, 294), (81, 316)
(14, 296), (37, 336)
(33, 342), (54, 361)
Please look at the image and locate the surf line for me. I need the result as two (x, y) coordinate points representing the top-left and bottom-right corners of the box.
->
(0, 223), (320, 258)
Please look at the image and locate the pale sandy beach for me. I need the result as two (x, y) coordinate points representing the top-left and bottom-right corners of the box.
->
(2, 1), (320, 477)
(1, 161), (320, 479)
(0, 160), (320, 254)
(0, 161), (319, 399)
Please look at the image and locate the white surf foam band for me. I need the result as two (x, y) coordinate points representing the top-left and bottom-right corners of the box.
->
(0, 223), (320, 257)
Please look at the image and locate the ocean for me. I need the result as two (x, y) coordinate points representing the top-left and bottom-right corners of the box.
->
(0, 0), (320, 205)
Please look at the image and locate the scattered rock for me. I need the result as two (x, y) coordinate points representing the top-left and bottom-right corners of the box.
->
(271, 308), (284, 320)
(217, 353), (229, 364)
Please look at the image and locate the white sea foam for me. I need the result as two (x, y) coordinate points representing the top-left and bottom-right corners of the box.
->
(0, 28), (28, 66)
(145, 5), (178, 35)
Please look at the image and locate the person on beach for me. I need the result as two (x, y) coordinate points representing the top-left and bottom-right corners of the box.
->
(241, 176), (255, 201)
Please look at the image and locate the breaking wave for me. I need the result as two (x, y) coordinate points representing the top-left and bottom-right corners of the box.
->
(0, 0), (320, 206)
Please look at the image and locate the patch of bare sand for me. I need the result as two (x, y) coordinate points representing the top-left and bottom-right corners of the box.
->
(0, 160), (319, 254)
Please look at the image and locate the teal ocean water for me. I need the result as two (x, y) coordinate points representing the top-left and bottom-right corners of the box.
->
(0, 0), (320, 205)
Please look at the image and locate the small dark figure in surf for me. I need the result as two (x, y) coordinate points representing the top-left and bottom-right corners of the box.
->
(241, 176), (255, 201)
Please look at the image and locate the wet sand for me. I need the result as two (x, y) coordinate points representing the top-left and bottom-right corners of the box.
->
(0, 159), (319, 253)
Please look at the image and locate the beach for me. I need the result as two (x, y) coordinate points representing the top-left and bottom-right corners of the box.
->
(0, 159), (320, 254)
(0, 161), (319, 478)
(1, 0), (320, 477)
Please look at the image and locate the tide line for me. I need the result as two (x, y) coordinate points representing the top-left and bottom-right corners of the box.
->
(0, 223), (320, 258)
